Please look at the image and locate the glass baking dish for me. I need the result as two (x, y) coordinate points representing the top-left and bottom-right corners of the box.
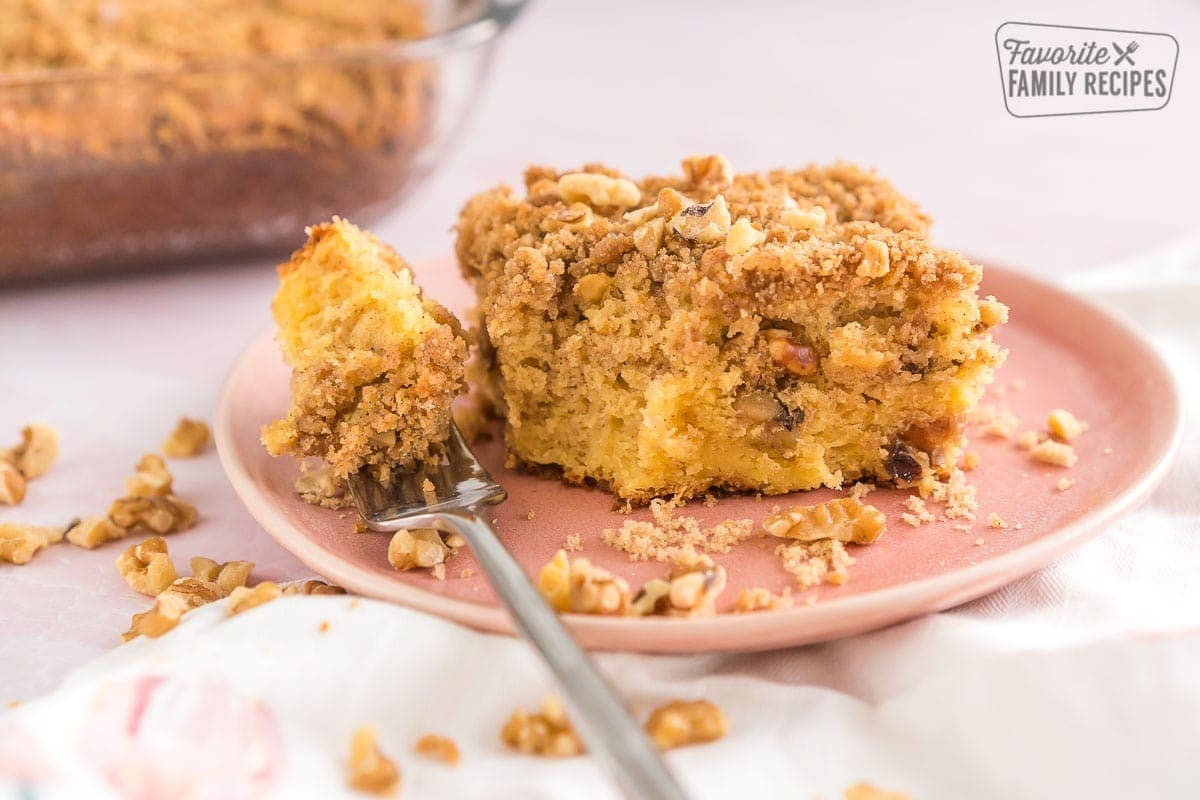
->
(0, 0), (525, 282)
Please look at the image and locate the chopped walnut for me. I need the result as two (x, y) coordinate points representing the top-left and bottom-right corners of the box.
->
(645, 700), (729, 750)
(537, 549), (631, 615)
(108, 493), (197, 535)
(122, 577), (222, 641)
(781, 203), (827, 230)
(124, 454), (174, 497)
(1047, 408), (1087, 442)
(500, 696), (584, 758)
(632, 216), (666, 258)
(414, 734), (460, 766)
(725, 217), (766, 255)
(777, 539), (854, 590)
(347, 726), (401, 796)
(557, 172), (641, 208)
(763, 497), (886, 544)
(681, 153), (733, 188)
(0, 461), (26, 505)
(0, 521), (64, 565)
(631, 546), (726, 617)
(227, 581), (282, 615)
(764, 329), (819, 377)
(190, 556), (254, 595)
(7, 423), (59, 480)
(294, 465), (350, 509)
(1030, 439), (1078, 467)
(387, 528), (452, 571)
(282, 578), (347, 595)
(735, 587), (794, 613)
(857, 239), (891, 277)
(669, 195), (731, 243)
(575, 273), (611, 304)
(116, 536), (179, 596)
(161, 417), (211, 457)
(65, 515), (126, 549)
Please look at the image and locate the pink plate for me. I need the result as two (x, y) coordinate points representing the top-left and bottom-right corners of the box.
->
(215, 261), (1182, 653)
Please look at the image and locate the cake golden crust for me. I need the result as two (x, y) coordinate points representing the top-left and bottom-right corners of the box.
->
(456, 155), (1006, 503)
(263, 218), (467, 480)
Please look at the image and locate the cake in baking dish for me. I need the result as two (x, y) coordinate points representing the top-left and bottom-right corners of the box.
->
(263, 217), (467, 481)
(455, 155), (1007, 503)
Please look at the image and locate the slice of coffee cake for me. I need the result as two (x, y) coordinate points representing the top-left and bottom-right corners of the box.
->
(263, 218), (467, 480)
(456, 156), (1006, 502)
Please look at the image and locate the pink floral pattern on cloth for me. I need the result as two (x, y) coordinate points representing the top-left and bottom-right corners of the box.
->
(78, 673), (282, 800)
(0, 717), (55, 791)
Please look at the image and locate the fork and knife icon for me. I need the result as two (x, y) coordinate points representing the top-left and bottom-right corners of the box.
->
(1113, 39), (1139, 66)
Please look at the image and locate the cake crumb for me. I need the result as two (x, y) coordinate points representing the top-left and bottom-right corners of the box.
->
(961, 450), (981, 471)
(1016, 430), (1042, 451)
(776, 539), (854, 590)
(702, 492), (718, 508)
(1047, 408), (1087, 442)
(526, 510), (536, 521)
(563, 533), (582, 552)
(1103, 447), (1113, 455)
(974, 537), (985, 547)
(734, 587), (794, 612)
(459, 568), (474, 579)
(952, 522), (972, 532)
(319, 620), (330, 633)
(900, 495), (935, 527)
(431, 563), (446, 581)
(983, 409), (1020, 439)
(1030, 439), (1078, 468)
(988, 512), (1008, 530)
(848, 481), (876, 500)
(602, 498), (752, 562)
(918, 467), (977, 520)
(415, 734), (460, 766)
(1057, 477), (1075, 492)
(1009, 378), (1026, 390)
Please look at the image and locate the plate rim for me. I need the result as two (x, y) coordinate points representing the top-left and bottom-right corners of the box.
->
(215, 262), (1184, 653)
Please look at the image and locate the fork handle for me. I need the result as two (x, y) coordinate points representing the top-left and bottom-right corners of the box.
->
(431, 506), (688, 800)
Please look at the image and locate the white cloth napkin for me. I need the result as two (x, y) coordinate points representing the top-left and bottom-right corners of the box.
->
(3, 239), (1198, 800)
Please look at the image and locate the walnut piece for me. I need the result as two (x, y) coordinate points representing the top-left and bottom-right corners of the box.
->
(556, 172), (641, 208)
(414, 734), (460, 766)
(669, 195), (732, 243)
(161, 417), (211, 457)
(857, 238), (891, 277)
(763, 497), (886, 544)
(116, 536), (179, 596)
(387, 528), (452, 571)
(0, 461), (26, 505)
(65, 515), (127, 549)
(575, 273), (611, 304)
(764, 329), (819, 377)
(725, 217), (766, 255)
(190, 556), (254, 594)
(0, 522), (64, 565)
(537, 549), (630, 615)
(124, 453), (174, 497)
(645, 700), (729, 750)
(500, 696), (584, 758)
(347, 726), (401, 796)
(7, 423), (59, 479)
(282, 578), (347, 595)
(631, 546), (726, 617)
(122, 577), (222, 641)
(844, 783), (913, 800)
(734, 587), (794, 613)
(632, 217), (666, 257)
(781, 204), (827, 230)
(681, 153), (733, 188)
(228, 581), (282, 615)
(294, 465), (350, 508)
(1047, 408), (1087, 442)
(108, 493), (197, 535)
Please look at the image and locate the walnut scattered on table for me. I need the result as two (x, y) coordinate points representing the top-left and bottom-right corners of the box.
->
(414, 734), (460, 766)
(644, 700), (729, 750)
(161, 417), (211, 458)
(191, 556), (254, 595)
(0, 521), (65, 565)
(115, 536), (179, 596)
(122, 577), (223, 641)
(227, 581), (282, 616)
(347, 726), (401, 796)
(65, 515), (127, 549)
(500, 696), (585, 758)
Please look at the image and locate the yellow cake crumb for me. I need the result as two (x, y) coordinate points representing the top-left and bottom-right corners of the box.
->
(1030, 439), (1078, 468)
(900, 495), (936, 527)
(601, 498), (752, 562)
(776, 539), (854, 590)
(1057, 477), (1075, 491)
(734, 587), (794, 612)
(1015, 430), (1042, 451)
(1047, 408), (1087, 442)
(987, 512), (1008, 530)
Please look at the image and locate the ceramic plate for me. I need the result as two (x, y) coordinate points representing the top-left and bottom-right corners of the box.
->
(215, 261), (1182, 653)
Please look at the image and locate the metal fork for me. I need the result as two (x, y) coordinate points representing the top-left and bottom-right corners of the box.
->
(349, 423), (687, 800)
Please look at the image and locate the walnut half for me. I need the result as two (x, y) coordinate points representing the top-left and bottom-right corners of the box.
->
(347, 726), (401, 796)
(763, 497), (886, 544)
(0, 522), (64, 565)
(500, 696), (585, 758)
(115, 536), (179, 596)
(645, 700), (729, 750)
(537, 549), (630, 615)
